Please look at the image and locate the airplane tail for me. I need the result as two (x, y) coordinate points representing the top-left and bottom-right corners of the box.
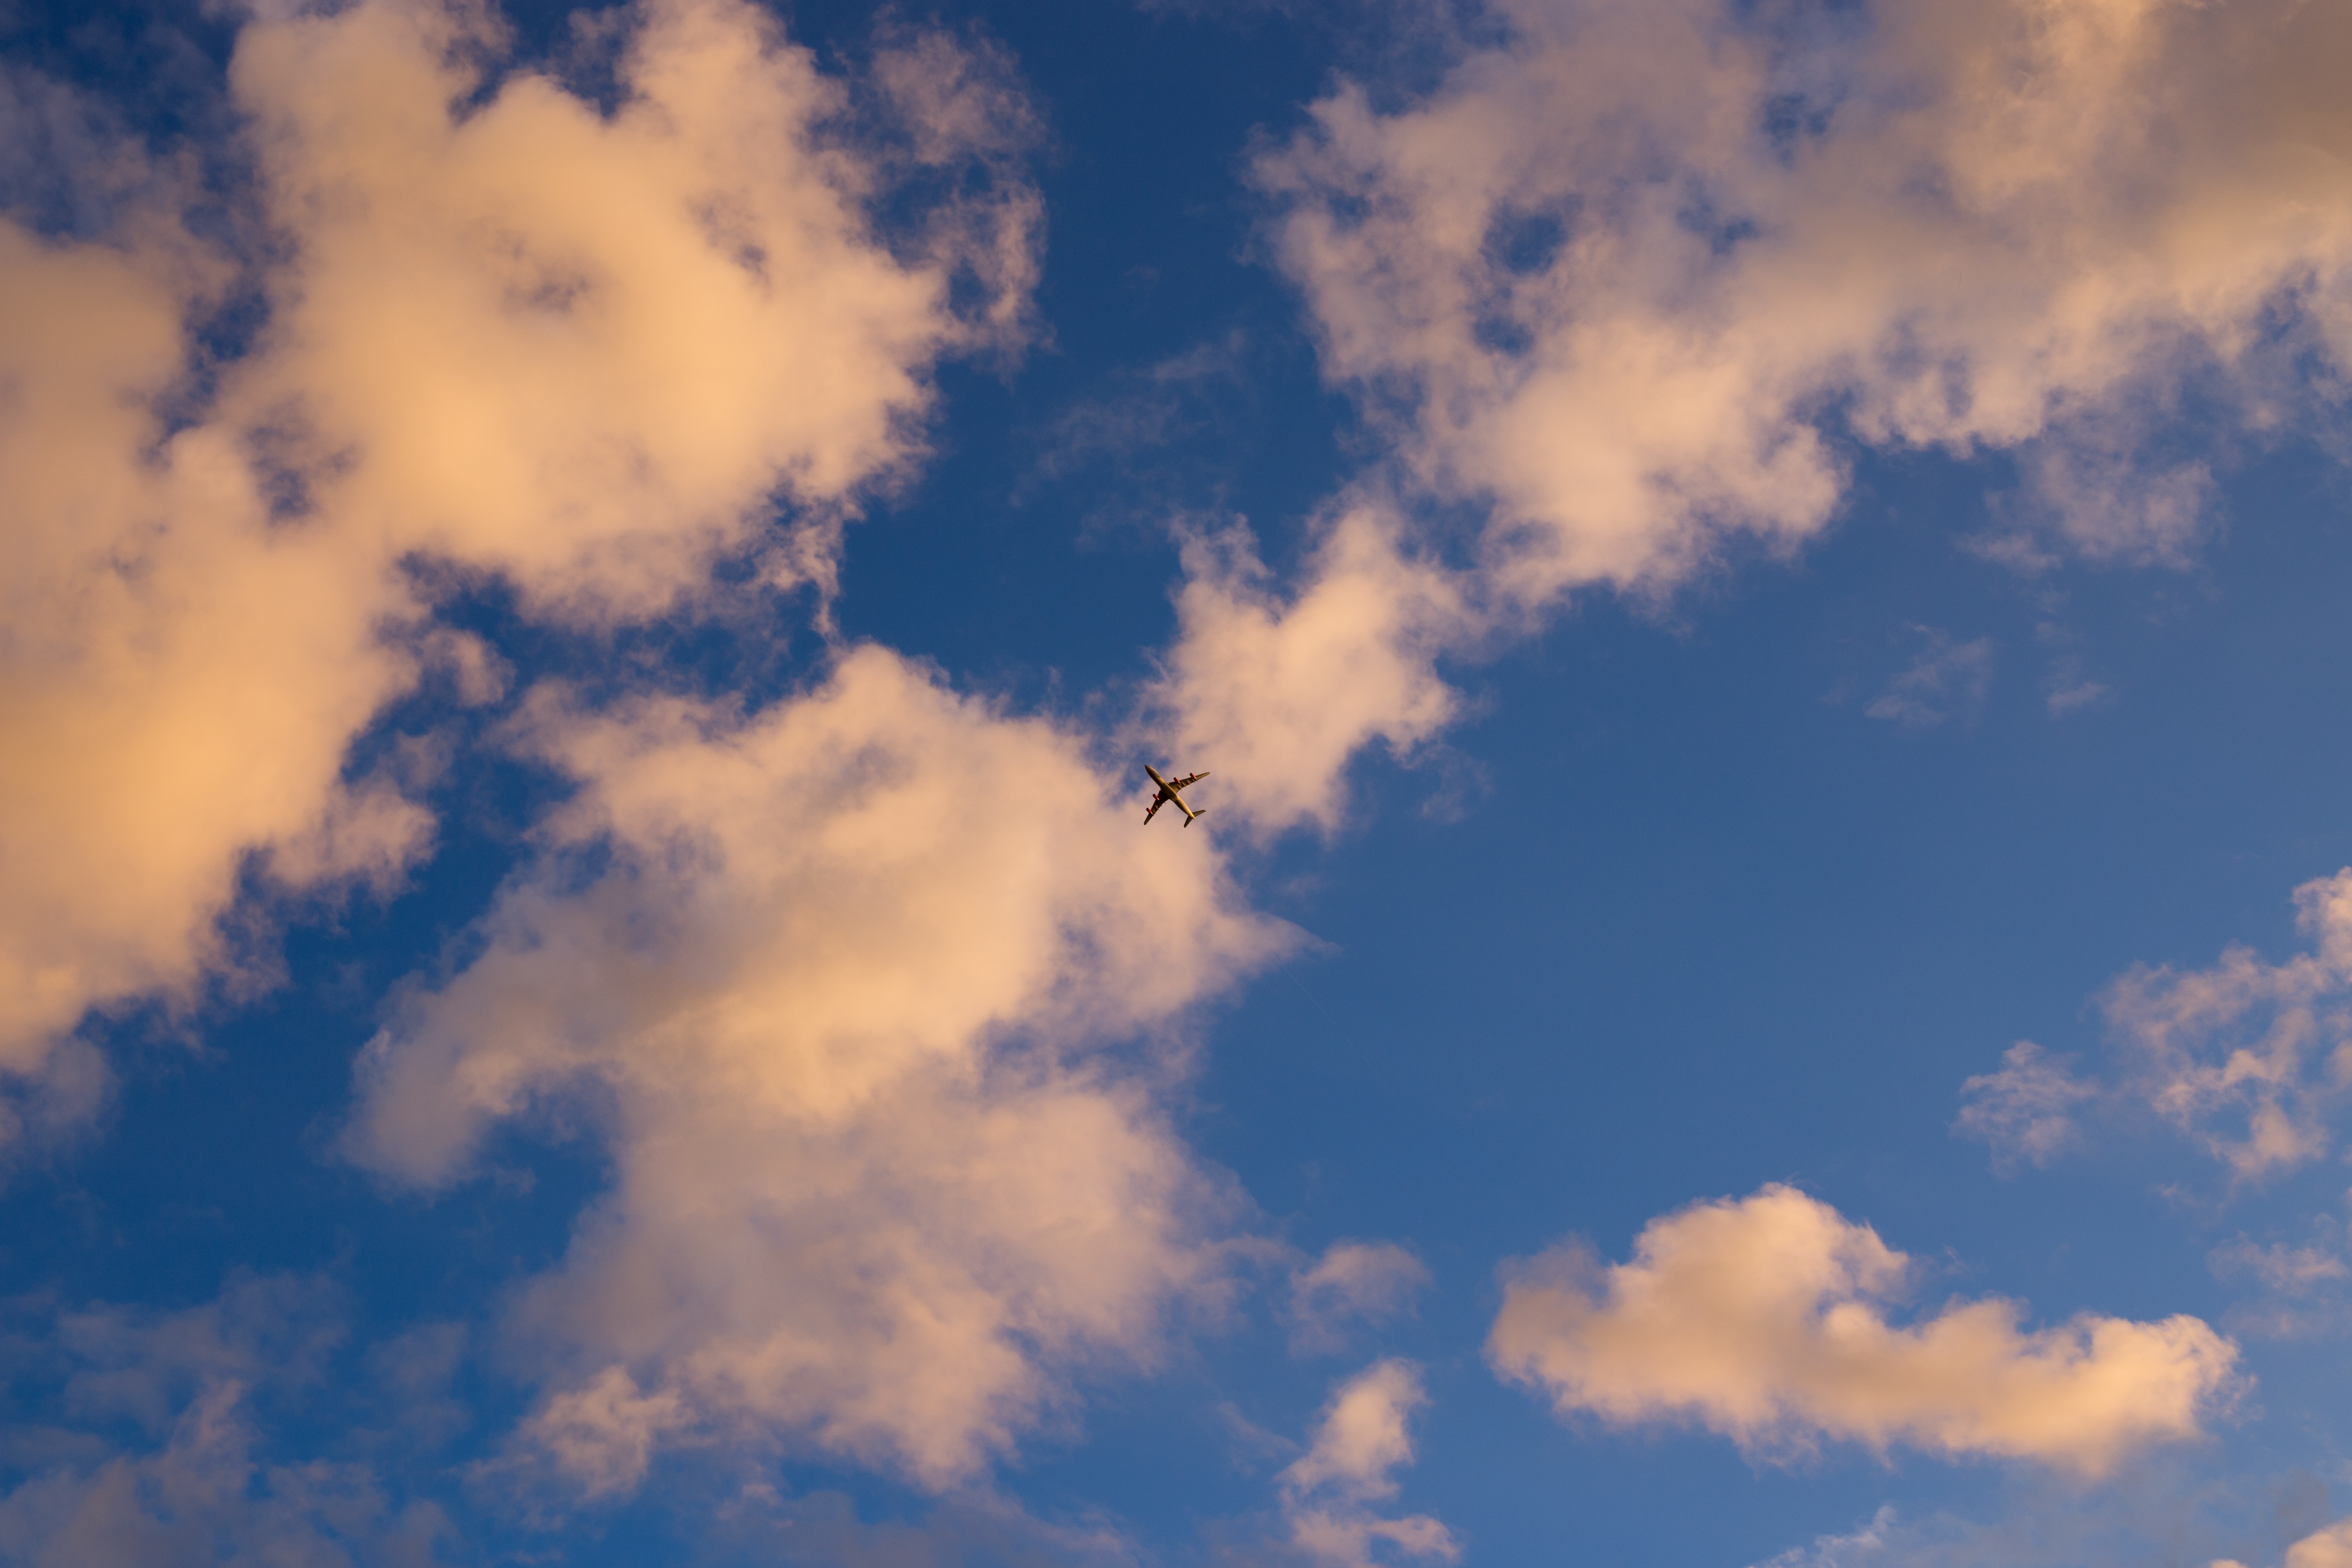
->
(1186, 808), (1207, 827)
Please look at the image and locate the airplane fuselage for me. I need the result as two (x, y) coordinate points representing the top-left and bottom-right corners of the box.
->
(1143, 764), (1205, 825)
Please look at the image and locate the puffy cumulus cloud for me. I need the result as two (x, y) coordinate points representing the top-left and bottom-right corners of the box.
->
(223, 0), (1038, 619)
(1277, 1360), (1457, 1568)
(1286, 1241), (1431, 1355)
(2285, 1520), (2352, 1568)
(346, 646), (1292, 1490)
(2100, 870), (2352, 1182)
(0, 0), (1036, 1128)
(0, 200), (422, 1116)
(1256, 0), (2352, 602)
(1147, 506), (1471, 838)
(1487, 1184), (2240, 1475)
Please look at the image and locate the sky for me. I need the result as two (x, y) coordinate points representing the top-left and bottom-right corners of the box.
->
(7, 0), (2352, 1563)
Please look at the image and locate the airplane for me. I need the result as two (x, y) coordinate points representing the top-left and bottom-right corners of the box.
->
(1143, 764), (1209, 826)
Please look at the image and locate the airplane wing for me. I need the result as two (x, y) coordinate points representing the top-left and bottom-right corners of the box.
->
(1144, 793), (1165, 822)
(1173, 772), (1207, 789)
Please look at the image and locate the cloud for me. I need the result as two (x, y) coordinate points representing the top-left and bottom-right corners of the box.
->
(1287, 1241), (1431, 1354)
(1488, 1184), (2240, 1476)
(1256, 0), (2352, 603)
(1137, 0), (2352, 853)
(1747, 1495), (2231, 1568)
(2101, 870), (2352, 1182)
(1865, 628), (1995, 728)
(1277, 1360), (1457, 1568)
(0, 1276), (447, 1568)
(1748, 1505), (1903, 1568)
(1956, 1041), (2098, 1173)
(0, 1382), (447, 1568)
(2214, 1519), (2352, 1568)
(46, 1273), (349, 1436)
(0, 0), (1037, 1133)
(2286, 1520), (2352, 1568)
(2206, 1223), (2352, 1341)
(1957, 871), (2352, 1187)
(1147, 505), (1473, 838)
(223, 0), (1035, 619)
(346, 646), (1292, 1491)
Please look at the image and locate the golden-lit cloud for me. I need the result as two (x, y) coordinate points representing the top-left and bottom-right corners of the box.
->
(1148, 505), (1470, 838)
(0, 209), (422, 1110)
(1155, 0), (2352, 843)
(1278, 1360), (1457, 1568)
(2216, 1520), (2352, 1568)
(0, 0), (1036, 1127)
(1489, 1185), (2240, 1475)
(224, 0), (1036, 619)
(1257, 0), (2352, 601)
(347, 646), (1292, 1489)
(2285, 1519), (2352, 1568)
(2101, 870), (2352, 1182)
(1957, 871), (2352, 1184)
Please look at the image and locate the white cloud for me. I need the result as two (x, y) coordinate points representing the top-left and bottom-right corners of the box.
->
(1278, 1360), (1457, 1568)
(1287, 1241), (1431, 1354)
(0, 0), (1037, 1133)
(1256, 0), (2352, 603)
(346, 646), (1292, 1490)
(1489, 1184), (2240, 1476)
(1956, 1041), (2098, 1173)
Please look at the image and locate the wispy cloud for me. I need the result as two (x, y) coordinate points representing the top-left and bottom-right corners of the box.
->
(1866, 628), (1996, 728)
(1287, 1241), (1431, 1355)
(1956, 1041), (2099, 1174)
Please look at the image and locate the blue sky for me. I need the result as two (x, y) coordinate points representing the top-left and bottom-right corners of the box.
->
(8, 0), (2352, 1564)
